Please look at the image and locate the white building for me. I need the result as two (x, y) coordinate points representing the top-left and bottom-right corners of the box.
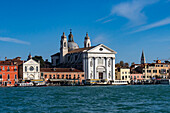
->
(51, 30), (117, 82)
(116, 68), (130, 82)
(23, 55), (40, 80)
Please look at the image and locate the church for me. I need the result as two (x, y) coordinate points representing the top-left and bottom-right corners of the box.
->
(51, 30), (117, 82)
(23, 55), (40, 80)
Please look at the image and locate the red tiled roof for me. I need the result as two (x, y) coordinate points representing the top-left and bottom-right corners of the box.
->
(41, 68), (84, 72)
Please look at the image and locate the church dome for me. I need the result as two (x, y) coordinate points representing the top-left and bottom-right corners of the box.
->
(68, 41), (79, 51)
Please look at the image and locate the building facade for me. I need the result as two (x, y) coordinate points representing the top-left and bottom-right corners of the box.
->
(23, 56), (40, 80)
(143, 60), (170, 80)
(0, 62), (18, 86)
(115, 68), (130, 82)
(130, 74), (143, 81)
(40, 68), (84, 84)
(51, 31), (117, 83)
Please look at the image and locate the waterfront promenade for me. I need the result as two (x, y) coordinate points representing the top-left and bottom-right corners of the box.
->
(1, 85), (170, 113)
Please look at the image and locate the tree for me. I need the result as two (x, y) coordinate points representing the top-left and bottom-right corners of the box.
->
(32, 56), (45, 68)
(124, 63), (129, 68)
(115, 63), (120, 68)
(120, 61), (124, 67)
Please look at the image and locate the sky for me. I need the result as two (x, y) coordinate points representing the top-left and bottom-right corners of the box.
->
(0, 0), (170, 64)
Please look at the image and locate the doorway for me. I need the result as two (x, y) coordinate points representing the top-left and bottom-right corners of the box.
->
(4, 82), (7, 86)
(99, 72), (103, 79)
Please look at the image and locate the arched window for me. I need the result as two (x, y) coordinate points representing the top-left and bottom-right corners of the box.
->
(14, 66), (17, 71)
(36, 66), (38, 72)
(7, 66), (10, 71)
(25, 66), (27, 72)
(64, 42), (66, 47)
(8, 74), (10, 80)
(62, 75), (64, 79)
(53, 75), (55, 79)
(15, 74), (17, 79)
(49, 75), (52, 79)
(3, 66), (5, 70)
(57, 75), (60, 79)
(69, 75), (71, 79)
(45, 75), (47, 78)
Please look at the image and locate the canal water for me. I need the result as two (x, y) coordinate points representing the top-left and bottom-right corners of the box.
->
(0, 85), (170, 113)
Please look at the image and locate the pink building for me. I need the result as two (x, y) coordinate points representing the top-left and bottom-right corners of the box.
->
(130, 74), (143, 81)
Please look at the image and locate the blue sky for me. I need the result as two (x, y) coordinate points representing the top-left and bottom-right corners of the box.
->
(0, 0), (170, 64)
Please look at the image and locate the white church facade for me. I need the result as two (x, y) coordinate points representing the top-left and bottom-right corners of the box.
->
(51, 30), (117, 82)
(23, 55), (40, 80)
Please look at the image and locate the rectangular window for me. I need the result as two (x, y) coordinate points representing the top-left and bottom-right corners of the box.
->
(0, 74), (2, 79)
(153, 70), (157, 73)
(137, 76), (139, 78)
(147, 70), (151, 73)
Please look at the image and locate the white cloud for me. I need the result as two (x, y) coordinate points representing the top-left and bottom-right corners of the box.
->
(96, 0), (159, 26)
(111, 0), (159, 26)
(131, 17), (170, 33)
(0, 37), (30, 45)
(103, 19), (114, 23)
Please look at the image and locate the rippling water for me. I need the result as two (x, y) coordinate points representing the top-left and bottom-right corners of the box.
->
(0, 85), (170, 113)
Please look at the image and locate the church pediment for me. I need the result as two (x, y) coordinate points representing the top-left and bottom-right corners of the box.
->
(86, 44), (117, 54)
(24, 59), (39, 65)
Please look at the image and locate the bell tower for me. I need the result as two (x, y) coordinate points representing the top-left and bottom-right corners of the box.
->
(141, 50), (146, 64)
(84, 32), (91, 48)
(60, 32), (68, 64)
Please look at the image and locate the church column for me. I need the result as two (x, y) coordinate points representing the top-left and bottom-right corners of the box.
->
(87, 57), (91, 79)
(95, 57), (98, 79)
(83, 55), (86, 79)
(92, 57), (96, 79)
(112, 57), (116, 81)
(105, 57), (108, 80)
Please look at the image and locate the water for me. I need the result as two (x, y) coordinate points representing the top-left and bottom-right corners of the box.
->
(0, 85), (170, 113)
